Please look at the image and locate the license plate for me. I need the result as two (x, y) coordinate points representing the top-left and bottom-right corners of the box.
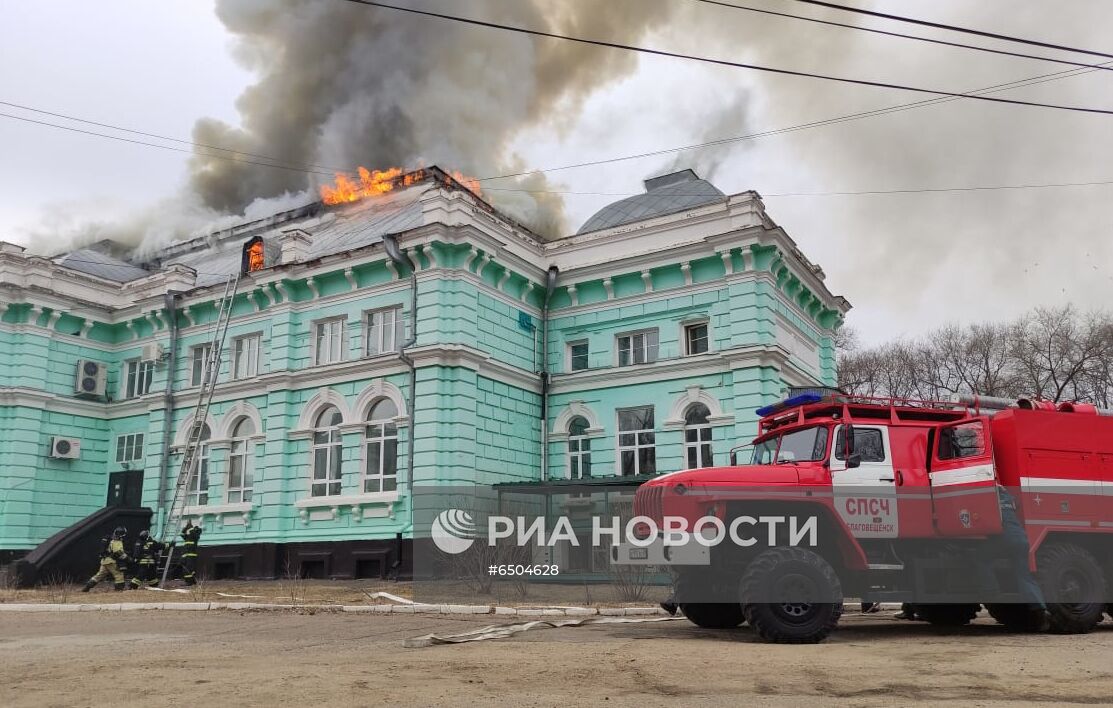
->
(628, 548), (648, 560)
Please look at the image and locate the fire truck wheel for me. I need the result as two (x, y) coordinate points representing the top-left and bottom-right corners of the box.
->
(1037, 543), (1107, 634)
(740, 547), (843, 644)
(679, 603), (746, 629)
(913, 603), (980, 627)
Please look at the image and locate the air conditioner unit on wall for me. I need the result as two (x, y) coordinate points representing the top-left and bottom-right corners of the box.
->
(74, 360), (107, 397)
(141, 342), (164, 362)
(50, 436), (81, 460)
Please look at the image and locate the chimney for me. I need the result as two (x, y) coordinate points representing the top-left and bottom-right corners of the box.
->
(280, 228), (313, 264)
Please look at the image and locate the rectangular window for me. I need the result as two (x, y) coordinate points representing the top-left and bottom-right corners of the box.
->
(232, 335), (261, 380)
(684, 426), (712, 470)
(115, 433), (145, 464)
(834, 427), (885, 463)
(190, 344), (214, 387)
(227, 439), (253, 504)
(617, 406), (656, 476)
(617, 330), (659, 367)
(365, 307), (404, 356)
(568, 340), (589, 372)
(186, 444), (210, 507)
(124, 359), (154, 399)
(684, 322), (709, 356)
(311, 427), (343, 497)
(569, 436), (591, 479)
(937, 422), (986, 460)
(314, 317), (346, 365)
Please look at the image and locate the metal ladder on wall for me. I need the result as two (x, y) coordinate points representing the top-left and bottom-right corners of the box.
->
(159, 274), (240, 585)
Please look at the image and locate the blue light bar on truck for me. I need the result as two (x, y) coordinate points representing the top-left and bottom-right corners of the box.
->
(755, 393), (824, 417)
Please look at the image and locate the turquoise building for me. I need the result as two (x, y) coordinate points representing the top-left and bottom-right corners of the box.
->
(0, 168), (848, 579)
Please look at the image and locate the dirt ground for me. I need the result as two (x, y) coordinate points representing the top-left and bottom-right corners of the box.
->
(1, 609), (1111, 707)
(0, 578), (669, 608)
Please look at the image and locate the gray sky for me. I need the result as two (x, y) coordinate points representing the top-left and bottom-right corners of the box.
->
(1, 0), (1111, 345)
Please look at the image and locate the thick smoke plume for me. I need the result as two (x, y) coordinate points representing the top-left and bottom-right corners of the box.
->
(189, 0), (677, 238)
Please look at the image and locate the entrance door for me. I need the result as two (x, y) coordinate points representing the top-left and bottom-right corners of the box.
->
(107, 470), (144, 507)
(831, 425), (899, 538)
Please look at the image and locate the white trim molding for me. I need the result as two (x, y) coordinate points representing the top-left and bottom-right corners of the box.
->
(173, 411), (217, 447)
(294, 492), (400, 524)
(351, 379), (409, 423)
(290, 387), (351, 436)
(663, 385), (735, 429)
(181, 502), (254, 525)
(550, 400), (606, 439)
(216, 400), (265, 439)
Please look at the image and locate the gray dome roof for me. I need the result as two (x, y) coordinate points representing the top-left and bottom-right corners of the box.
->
(577, 169), (725, 234)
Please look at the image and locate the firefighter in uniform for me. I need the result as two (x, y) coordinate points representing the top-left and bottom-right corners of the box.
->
(180, 520), (202, 586)
(82, 527), (130, 592)
(993, 484), (1051, 630)
(130, 529), (163, 589)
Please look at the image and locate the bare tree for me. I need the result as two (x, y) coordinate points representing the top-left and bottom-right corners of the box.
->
(837, 306), (1113, 405)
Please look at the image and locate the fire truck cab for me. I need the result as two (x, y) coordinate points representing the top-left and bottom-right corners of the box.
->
(632, 393), (1113, 643)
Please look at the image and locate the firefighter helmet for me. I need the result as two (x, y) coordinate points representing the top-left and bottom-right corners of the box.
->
(113, 526), (127, 538)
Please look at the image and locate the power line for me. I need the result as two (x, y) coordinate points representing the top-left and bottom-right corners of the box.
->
(338, 0), (1113, 116)
(483, 178), (1113, 199)
(3, 38), (1108, 192)
(693, 0), (1113, 73)
(477, 59), (1112, 182)
(787, 0), (1113, 61)
(0, 111), (336, 178)
(0, 100), (350, 174)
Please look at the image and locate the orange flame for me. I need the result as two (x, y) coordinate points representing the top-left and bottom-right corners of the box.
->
(319, 166), (482, 206)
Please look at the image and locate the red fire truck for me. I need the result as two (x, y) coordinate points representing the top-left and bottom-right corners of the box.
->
(631, 393), (1113, 643)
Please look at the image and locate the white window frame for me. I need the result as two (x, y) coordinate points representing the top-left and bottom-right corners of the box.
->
(313, 317), (347, 366)
(310, 408), (344, 498)
(683, 405), (714, 469)
(567, 417), (591, 479)
(617, 406), (656, 476)
(190, 343), (214, 387)
(226, 419), (255, 504)
(185, 426), (211, 507)
(567, 340), (589, 372)
(362, 400), (399, 494)
(232, 334), (262, 380)
(115, 432), (145, 464)
(682, 320), (710, 356)
(616, 329), (659, 367)
(364, 306), (404, 357)
(123, 359), (154, 399)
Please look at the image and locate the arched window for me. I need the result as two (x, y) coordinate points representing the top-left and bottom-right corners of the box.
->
(227, 417), (255, 504)
(684, 404), (713, 469)
(364, 399), (398, 493)
(186, 424), (212, 506)
(568, 416), (591, 479)
(311, 406), (343, 497)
